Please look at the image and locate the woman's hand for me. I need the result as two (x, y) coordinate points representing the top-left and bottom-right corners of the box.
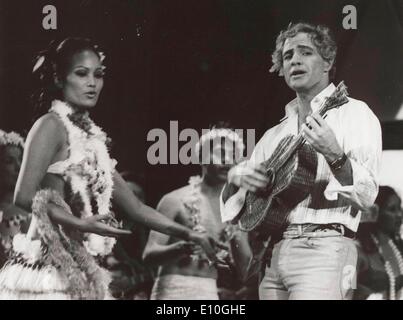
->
(80, 214), (131, 237)
(215, 249), (236, 273)
(188, 231), (227, 264)
(174, 240), (196, 255)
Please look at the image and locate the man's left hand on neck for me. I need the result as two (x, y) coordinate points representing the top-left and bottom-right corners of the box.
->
(301, 113), (353, 186)
(301, 113), (343, 162)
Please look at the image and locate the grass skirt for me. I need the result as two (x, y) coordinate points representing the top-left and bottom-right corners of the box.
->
(0, 260), (71, 299)
(0, 189), (112, 300)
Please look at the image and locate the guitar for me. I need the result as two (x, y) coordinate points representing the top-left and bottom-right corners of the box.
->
(238, 82), (349, 240)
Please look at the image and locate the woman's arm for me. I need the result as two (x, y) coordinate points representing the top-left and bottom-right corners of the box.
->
(143, 240), (194, 267)
(112, 172), (191, 239)
(47, 202), (129, 236)
(142, 195), (194, 266)
(14, 114), (63, 211)
(112, 171), (219, 261)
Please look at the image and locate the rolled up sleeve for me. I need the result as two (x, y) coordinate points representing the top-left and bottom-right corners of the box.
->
(324, 101), (382, 212)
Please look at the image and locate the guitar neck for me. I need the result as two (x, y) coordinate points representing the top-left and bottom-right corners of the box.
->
(278, 101), (333, 166)
(270, 81), (349, 172)
(272, 133), (305, 171)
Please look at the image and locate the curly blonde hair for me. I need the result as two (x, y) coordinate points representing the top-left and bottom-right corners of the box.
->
(270, 22), (337, 79)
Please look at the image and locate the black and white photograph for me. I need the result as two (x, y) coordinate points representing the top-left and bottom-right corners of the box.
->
(0, 0), (403, 304)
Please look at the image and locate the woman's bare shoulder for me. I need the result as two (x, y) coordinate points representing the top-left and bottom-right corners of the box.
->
(28, 113), (67, 146)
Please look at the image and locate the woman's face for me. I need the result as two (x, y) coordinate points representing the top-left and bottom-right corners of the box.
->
(378, 193), (403, 236)
(60, 50), (104, 110)
(0, 145), (22, 191)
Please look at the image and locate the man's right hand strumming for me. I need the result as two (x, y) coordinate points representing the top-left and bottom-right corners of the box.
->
(228, 161), (271, 193)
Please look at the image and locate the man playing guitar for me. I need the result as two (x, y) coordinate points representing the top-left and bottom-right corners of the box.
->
(220, 22), (382, 300)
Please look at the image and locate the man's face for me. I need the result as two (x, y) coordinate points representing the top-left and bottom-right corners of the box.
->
(202, 138), (237, 183)
(282, 32), (332, 94)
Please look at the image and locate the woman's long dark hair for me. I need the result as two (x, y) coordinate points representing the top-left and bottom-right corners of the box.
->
(31, 37), (103, 117)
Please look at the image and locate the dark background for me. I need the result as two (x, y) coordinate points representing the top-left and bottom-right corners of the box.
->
(1, 0), (403, 206)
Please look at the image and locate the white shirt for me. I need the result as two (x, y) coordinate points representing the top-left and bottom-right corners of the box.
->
(221, 83), (382, 232)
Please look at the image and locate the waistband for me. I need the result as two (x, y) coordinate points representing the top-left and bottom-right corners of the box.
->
(151, 274), (218, 300)
(283, 223), (356, 239)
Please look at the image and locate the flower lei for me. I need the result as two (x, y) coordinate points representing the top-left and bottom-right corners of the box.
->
(50, 100), (117, 256)
(370, 234), (403, 300)
(194, 128), (245, 159)
(182, 175), (237, 264)
(0, 130), (24, 148)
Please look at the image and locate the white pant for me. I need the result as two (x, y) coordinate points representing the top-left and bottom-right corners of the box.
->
(259, 225), (357, 300)
(151, 274), (219, 300)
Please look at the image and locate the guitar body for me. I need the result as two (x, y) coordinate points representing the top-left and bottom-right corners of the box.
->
(239, 134), (318, 237)
(235, 81), (349, 270)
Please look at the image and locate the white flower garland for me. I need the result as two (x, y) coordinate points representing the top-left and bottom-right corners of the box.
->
(50, 100), (117, 256)
(194, 128), (245, 159)
(371, 234), (403, 300)
(389, 238), (403, 299)
(183, 175), (237, 263)
(0, 130), (24, 148)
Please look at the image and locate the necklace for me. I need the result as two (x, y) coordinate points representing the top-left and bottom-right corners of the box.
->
(183, 175), (237, 264)
(49, 100), (118, 256)
(371, 234), (403, 300)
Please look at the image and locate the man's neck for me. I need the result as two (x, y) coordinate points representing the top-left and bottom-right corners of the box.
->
(296, 82), (330, 122)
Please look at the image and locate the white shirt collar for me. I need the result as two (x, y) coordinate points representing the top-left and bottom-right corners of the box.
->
(280, 83), (336, 121)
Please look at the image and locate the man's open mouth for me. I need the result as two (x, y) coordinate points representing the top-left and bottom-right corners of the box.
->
(290, 70), (306, 77)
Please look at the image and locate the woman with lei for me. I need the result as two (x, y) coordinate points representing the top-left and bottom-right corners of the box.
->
(143, 124), (252, 300)
(0, 38), (219, 300)
(355, 186), (403, 300)
(0, 130), (30, 267)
